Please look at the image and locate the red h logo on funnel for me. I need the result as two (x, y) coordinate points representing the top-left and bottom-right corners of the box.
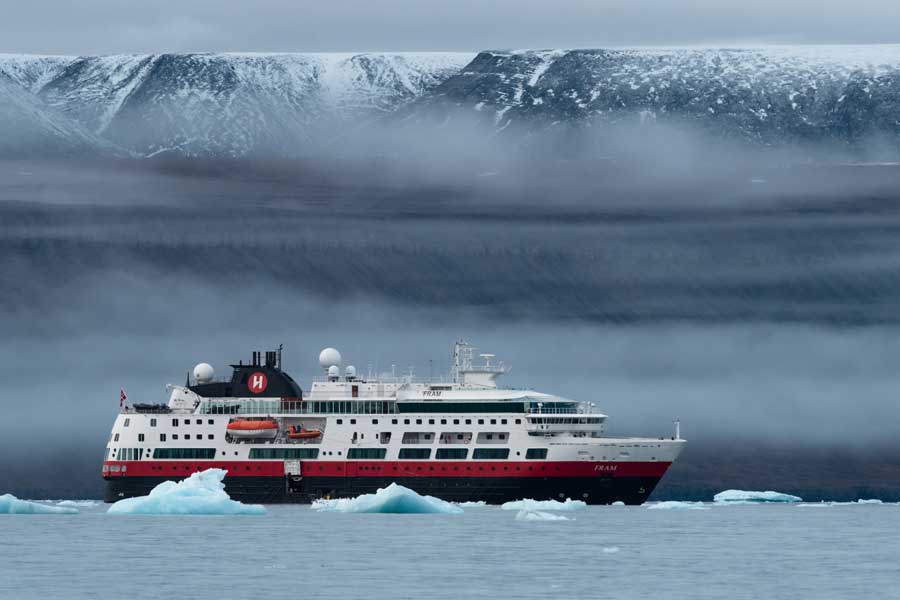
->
(248, 372), (268, 394)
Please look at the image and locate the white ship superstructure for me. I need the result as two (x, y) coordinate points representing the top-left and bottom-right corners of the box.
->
(103, 341), (685, 504)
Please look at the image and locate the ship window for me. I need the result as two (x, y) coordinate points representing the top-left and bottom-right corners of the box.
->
(392, 419), (398, 425)
(399, 448), (431, 460)
(124, 419), (130, 427)
(490, 419), (497, 425)
(172, 434), (179, 440)
(526, 448), (548, 460)
(404, 419), (410, 425)
(415, 419), (422, 425)
(160, 434), (166, 442)
(515, 419), (521, 425)
(453, 419), (460, 425)
(436, 448), (468, 460)
(440, 419), (447, 425)
(114, 434), (119, 442)
(501, 419), (507, 425)
(138, 434), (145, 442)
(350, 419), (356, 425)
(250, 448), (319, 459)
(428, 419), (435, 425)
(336, 419), (343, 424)
(499, 434), (506, 440)
(153, 448), (215, 459)
(486, 434), (493, 440)
(478, 419), (484, 425)
(208, 419), (214, 425)
(473, 448), (509, 460)
(347, 448), (387, 460)
(150, 419), (157, 427)
(185, 419), (190, 425)
(465, 419), (472, 425)
(208, 434), (214, 440)
(372, 419), (379, 425)
(172, 419), (179, 426)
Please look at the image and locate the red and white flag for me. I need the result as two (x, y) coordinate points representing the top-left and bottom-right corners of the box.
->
(120, 388), (127, 408)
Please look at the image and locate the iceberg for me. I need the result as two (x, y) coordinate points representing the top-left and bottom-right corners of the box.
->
(57, 500), (99, 508)
(515, 509), (571, 521)
(646, 501), (709, 510)
(0, 494), (78, 514)
(107, 469), (266, 515)
(311, 483), (463, 514)
(713, 490), (802, 504)
(501, 498), (586, 511)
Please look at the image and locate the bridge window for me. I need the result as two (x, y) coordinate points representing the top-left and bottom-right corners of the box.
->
(526, 448), (548, 459)
(473, 448), (510, 460)
(124, 419), (130, 427)
(399, 448), (431, 459)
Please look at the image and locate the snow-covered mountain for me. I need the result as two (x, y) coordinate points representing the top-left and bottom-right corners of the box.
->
(416, 47), (900, 147)
(0, 53), (473, 157)
(0, 69), (119, 158)
(2, 47), (900, 157)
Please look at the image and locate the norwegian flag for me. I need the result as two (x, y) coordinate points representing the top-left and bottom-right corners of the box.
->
(120, 388), (127, 408)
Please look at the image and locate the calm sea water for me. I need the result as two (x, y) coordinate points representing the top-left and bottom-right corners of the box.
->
(1, 503), (897, 600)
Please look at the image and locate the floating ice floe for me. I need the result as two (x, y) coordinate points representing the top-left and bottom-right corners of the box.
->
(455, 500), (487, 507)
(713, 490), (802, 504)
(798, 499), (885, 507)
(501, 498), (586, 511)
(646, 501), (709, 510)
(611, 501), (626, 507)
(311, 483), (463, 514)
(57, 500), (99, 508)
(602, 547), (620, 553)
(515, 509), (571, 521)
(107, 469), (266, 515)
(0, 494), (79, 514)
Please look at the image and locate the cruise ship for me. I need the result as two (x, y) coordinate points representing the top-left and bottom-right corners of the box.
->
(102, 341), (685, 504)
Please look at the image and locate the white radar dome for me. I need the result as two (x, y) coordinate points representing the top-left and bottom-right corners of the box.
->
(345, 365), (357, 378)
(319, 347), (342, 369)
(193, 363), (214, 383)
(327, 365), (340, 378)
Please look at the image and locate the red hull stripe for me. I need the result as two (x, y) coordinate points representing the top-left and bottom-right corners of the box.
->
(103, 460), (671, 479)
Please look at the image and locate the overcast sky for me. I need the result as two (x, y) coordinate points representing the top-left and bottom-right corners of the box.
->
(3, 0), (900, 55)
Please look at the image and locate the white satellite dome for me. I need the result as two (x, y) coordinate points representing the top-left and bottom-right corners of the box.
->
(327, 365), (340, 379)
(319, 347), (342, 369)
(345, 365), (357, 379)
(193, 362), (214, 383)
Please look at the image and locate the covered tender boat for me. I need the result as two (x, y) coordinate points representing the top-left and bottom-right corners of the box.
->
(226, 419), (279, 439)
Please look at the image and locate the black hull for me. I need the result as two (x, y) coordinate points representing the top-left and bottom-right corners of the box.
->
(105, 474), (662, 505)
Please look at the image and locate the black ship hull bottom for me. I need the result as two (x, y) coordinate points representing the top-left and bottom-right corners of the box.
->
(104, 475), (663, 505)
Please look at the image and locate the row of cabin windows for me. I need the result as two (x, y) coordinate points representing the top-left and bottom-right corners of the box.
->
(249, 448), (319, 460)
(335, 417), (521, 426)
(152, 448), (216, 459)
(113, 448), (143, 460)
(337, 447), (545, 460)
(157, 434), (214, 441)
(126, 418), (217, 427)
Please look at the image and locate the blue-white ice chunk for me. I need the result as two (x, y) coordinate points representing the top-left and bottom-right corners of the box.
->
(713, 490), (802, 503)
(0, 494), (78, 514)
(515, 509), (571, 521)
(501, 498), (586, 511)
(611, 501), (626, 507)
(57, 500), (99, 508)
(456, 500), (487, 507)
(311, 483), (463, 514)
(646, 501), (709, 510)
(107, 469), (265, 515)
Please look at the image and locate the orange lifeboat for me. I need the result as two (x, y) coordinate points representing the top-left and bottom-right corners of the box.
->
(287, 425), (322, 440)
(227, 419), (279, 439)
